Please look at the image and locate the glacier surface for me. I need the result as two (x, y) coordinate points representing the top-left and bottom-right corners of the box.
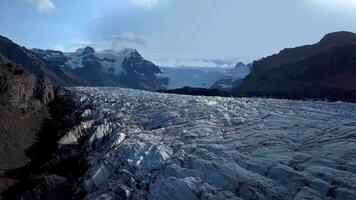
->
(62, 87), (356, 200)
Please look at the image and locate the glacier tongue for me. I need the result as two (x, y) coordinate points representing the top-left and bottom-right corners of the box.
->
(64, 87), (356, 200)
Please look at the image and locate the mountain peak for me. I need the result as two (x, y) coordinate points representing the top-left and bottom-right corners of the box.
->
(118, 48), (140, 57)
(82, 46), (95, 55)
(0, 35), (13, 44)
(319, 31), (356, 47)
(235, 62), (246, 69)
(75, 46), (95, 55)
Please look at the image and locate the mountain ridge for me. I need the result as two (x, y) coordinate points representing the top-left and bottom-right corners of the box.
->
(235, 31), (356, 102)
(0, 35), (168, 91)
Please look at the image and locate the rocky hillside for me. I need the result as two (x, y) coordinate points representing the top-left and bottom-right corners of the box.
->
(0, 63), (55, 114)
(235, 31), (356, 102)
(0, 36), (85, 86)
(0, 62), (57, 196)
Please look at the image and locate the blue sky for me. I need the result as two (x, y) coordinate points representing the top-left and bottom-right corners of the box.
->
(1, 0), (356, 65)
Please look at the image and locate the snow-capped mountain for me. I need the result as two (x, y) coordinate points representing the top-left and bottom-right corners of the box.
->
(32, 47), (168, 91)
(65, 47), (135, 75)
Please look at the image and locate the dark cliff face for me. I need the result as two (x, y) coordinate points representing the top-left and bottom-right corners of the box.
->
(0, 63), (55, 114)
(235, 31), (356, 102)
(71, 54), (120, 87)
(119, 50), (168, 91)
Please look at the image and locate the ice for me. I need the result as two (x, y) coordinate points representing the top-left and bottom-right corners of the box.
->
(62, 87), (356, 200)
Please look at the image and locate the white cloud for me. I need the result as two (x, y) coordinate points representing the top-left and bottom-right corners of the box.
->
(91, 11), (103, 20)
(132, 0), (159, 8)
(152, 58), (236, 68)
(66, 32), (155, 52)
(309, 0), (356, 15)
(25, 0), (55, 13)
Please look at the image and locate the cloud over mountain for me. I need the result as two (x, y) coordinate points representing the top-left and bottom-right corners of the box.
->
(25, 0), (55, 13)
(66, 32), (154, 52)
(132, 0), (159, 8)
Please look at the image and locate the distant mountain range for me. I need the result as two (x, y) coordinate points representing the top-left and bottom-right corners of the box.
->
(234, 31), (356, 102)
(0, 35), (168, 91)
(160, 31), (356, 102)
(161, 62), (250, 89)
(2, 31), (356, 102)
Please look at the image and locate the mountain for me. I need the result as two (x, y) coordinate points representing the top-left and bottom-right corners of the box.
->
(235, 31), (356, 102)
(0, 35), (167, 91)
(33, 47), (168, 91)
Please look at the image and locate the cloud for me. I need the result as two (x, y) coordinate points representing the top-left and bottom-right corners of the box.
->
(310, 0), (356, 14)
(152, 58), (236, 68)
(66, 32), (154, 52)
(91, 11), (103, 20)
(108, 32), (152, 50)
(25, 0), (55, 13)
(132, 0), (159, 8)
(149, 56), (256, 68)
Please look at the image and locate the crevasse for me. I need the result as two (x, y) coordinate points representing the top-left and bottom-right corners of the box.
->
(61, 87), (356, 200)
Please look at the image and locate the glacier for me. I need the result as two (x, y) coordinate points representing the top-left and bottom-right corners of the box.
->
(161, 66), (250, 89)
(61, 87), (356, 200)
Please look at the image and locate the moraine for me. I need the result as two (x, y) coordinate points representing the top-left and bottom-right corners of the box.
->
(60, 87), (356, 200)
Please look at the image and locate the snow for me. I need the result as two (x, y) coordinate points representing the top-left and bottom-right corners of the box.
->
(63, 51), (129, 75)
(63, 87), (356, 200)
(95, 53), (127, 76)
(64, 53), (84, 69)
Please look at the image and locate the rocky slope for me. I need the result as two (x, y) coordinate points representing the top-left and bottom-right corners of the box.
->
(0, 63), (54, 114)
(0, 64), (86, 199)
(62, 87), (356, 200)
(0, 36), (85, 86)
(235, 31), (356, 102)
(0, 63), (56, 196)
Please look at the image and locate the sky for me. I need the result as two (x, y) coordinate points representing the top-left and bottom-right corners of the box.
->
(0, 0), (356, 67)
